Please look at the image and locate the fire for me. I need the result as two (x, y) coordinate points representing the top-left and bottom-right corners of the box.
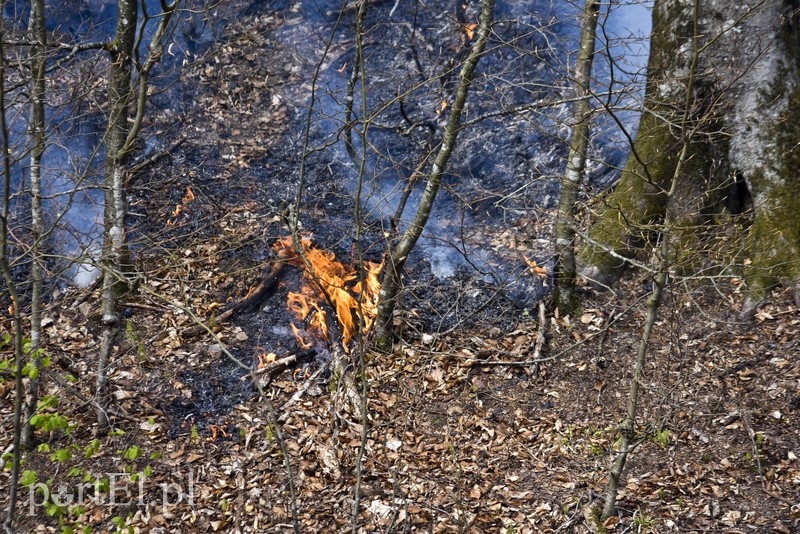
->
(288, 290), (329, 348)
(464, 23), (478, 40)
(168, 186), (196, 225)
(436, 100), (448, 115)
(256, 347), (276, 368)
(525, 257), (548, 279)
(274, 236), (383, 351)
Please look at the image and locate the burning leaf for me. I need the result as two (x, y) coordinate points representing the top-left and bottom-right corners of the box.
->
(256, 348), (276, 368)
(525, 257), (548, 279)
(168, 186), (197, 224)
(464, 23), (478, 40)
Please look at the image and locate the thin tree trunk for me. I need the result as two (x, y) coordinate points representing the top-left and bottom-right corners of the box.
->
(21, 0), (46, 451)
(343, 0), (367, 165)
(553, 0), (599, 316)
(96, 0), (178, 431)
(602, 0), (701, 518)
(600, 258), (667, 519)
(373, 0), (496, 351)
(1, 20), (27, 532)
(97, 0), (138, 432)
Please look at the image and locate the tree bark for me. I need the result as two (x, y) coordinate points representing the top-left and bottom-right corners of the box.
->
(374, 0), (496, 351)
(553, 0), (599, 315)
(731, 3), (800, 316)
(1, 19), (28, 531)
(97, 0), (138, 432)
(96, 0), (178, 432)
(578, 0), (800, 315)
(21, 0), (46, 450)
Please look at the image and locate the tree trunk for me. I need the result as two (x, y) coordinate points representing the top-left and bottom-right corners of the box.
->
(97, 0), (137, 432)
(577, 0), (799, 317)
(21, 0), (46, 451)
(373, 0), (496, 351)
(553, 0), (599, 315)
(0, 18), (28, 530)
(730, 3), (800, 316)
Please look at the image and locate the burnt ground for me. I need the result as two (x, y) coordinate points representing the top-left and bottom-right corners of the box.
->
(1, 1), (799, 533)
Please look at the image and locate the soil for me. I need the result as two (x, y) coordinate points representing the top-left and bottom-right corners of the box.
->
(1, 1), (798, 533)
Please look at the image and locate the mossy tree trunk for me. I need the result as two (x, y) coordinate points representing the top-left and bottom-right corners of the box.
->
(578, 0), (799, 316)
(578, 0), (716, 288)
(732, 4), (800, 316)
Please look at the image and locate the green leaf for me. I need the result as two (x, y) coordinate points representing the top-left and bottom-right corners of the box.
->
(124, 446), (143, 461)
(51, 448), (72, 463)
(20, 470), (37, 486)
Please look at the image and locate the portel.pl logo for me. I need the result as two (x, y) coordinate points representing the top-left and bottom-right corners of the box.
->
(27, 470), (194, 515)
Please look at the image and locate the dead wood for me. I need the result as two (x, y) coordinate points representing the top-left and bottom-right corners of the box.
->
(253, 348), (316, 389)
(127, 135), (187, 175)
(182, 260), (286, 338)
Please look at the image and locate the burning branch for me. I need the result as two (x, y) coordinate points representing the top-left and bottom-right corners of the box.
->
(182, 258), (287, 339)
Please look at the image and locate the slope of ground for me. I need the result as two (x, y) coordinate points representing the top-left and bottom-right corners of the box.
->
(1, 2), (798, 533)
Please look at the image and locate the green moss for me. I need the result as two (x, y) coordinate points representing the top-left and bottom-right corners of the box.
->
(744, 88), (800, 300)
(579, 0), (697, 284)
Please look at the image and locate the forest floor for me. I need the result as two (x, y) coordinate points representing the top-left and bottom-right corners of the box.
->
(2, 1), (799, 533)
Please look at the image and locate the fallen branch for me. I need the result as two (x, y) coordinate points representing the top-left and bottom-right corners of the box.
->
(252, 349), (316, 389)
(183, 260), (286, 338)
(127, 134), (187, 175)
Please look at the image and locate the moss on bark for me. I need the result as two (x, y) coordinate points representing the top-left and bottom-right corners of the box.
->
(743, 87), (800, 310)
(578, 0), (698, 286)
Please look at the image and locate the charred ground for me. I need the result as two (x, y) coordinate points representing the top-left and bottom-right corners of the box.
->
(1, 1), (798, 532)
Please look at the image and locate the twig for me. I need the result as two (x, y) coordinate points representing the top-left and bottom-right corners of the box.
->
(126, 134), (187, 175)
(182, 260), (286, 338)
(120, 301), (166, 313)
(530, 300), (548, 374)
(279, 360), (331, 418)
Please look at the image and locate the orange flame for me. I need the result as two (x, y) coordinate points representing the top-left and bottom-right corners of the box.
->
(525, 257), (548, 279)
(256, 347), (276, 368)
(274, 236), (383, 351)
(464, 23), (478, 40)
(168, 186), (196, 224)
(287, 290), (329, 348)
